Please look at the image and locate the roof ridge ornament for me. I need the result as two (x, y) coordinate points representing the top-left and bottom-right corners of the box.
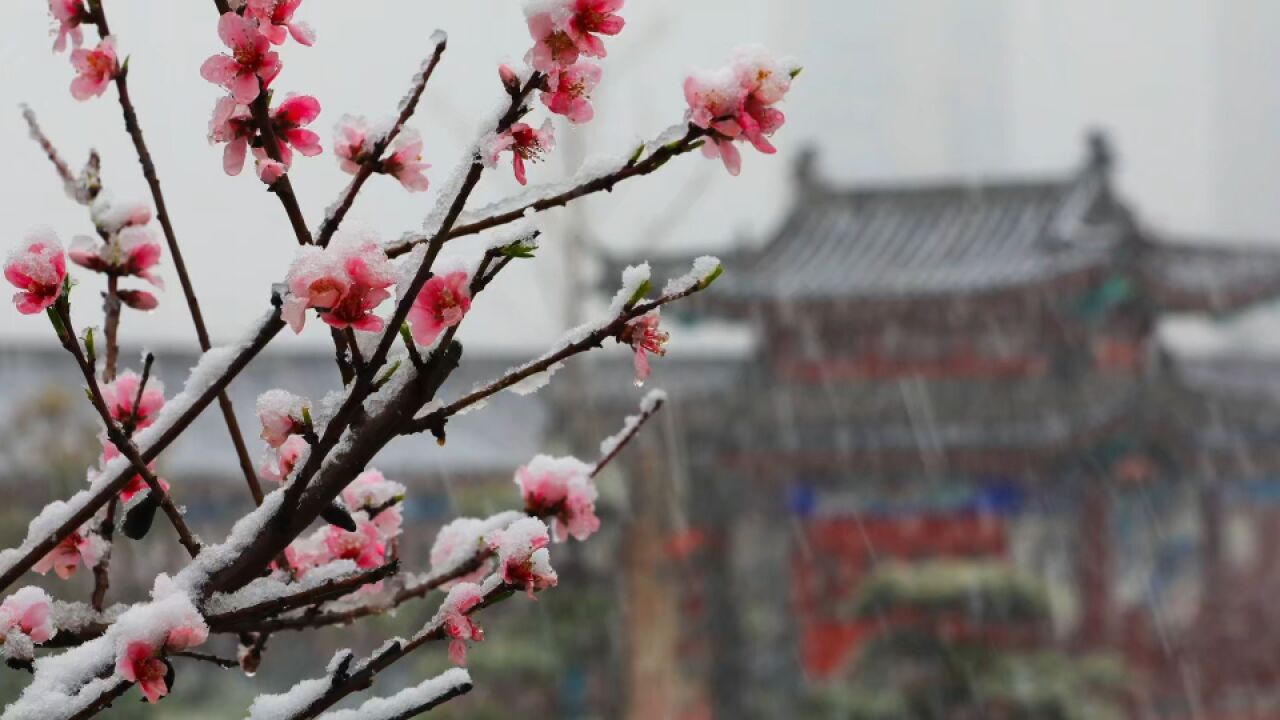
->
(1086, 129), (1114, 174)
(793, 145), (820, 192)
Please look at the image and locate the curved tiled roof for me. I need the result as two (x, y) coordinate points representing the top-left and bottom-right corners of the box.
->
(716, 170), (1119, 300)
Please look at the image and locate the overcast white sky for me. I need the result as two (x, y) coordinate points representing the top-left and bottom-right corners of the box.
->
(4, 1), (1280, 353)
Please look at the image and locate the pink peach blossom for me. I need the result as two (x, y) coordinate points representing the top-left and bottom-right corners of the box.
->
(0, 587), (57, 645)
(117, 642), (169, 703)
(515, 455), (600, 542)
(620, 310), (667, 385)
(100, 369), (165, 430)
(69, 36), (119, 101)
(734, 44), (800, 106)
(253, 148), (287, 185)
(33, 524), (102, 579)
(271, 93), (323, 165)
(489, 517), (558, 597)
(683, 48), (799, 175)
(102, 444), (169, 504)
(324, 517), (386, 569)
(282, 240), (395, 333)
(439, 582), (485, 666)
(49, 0), (89, 53)
(118, 470), (169, 505)
(200, 13), (281, 104)
(429, 518), (494, 588)
(525, 12), (580, 73)
(164, 618), (209, 653)
(333, 115), (371, 174)
(368, 505), (403, 541)
(566, 0), (625, 58)
(260, 433), (307, 483)
(524, 0), (624, 72)
(256, 389), (307, 449)
(700, 138), (743, 176)
(246, 0), (314, 46)
(483, 120), (554, 186)
(69, 227), (164, 287)
(498, 64), (522, 94)
(540, 60), (602, 124)
(341, 469), (405, 513)
(407, 271), (471, 347)
(5, 231), (67, 315)
(208, 96), (256, 176)
(683, 68), (747, 135)
(90, 199), (152, 235)
(284, 531), (332, 576)
(118, 289), (158, 311)
(380, 130), (430, 192)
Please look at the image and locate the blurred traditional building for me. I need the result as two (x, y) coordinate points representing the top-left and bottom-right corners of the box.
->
(594, 133), (1280, 719)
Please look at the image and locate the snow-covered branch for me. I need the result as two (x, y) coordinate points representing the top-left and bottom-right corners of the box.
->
(2, 1), (801, 715)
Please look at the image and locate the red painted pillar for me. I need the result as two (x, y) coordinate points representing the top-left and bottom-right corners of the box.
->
(1078, 477), (1113, 647)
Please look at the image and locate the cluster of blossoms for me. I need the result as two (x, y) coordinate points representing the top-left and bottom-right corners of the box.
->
(200, 4), (322, 183)
(34, 11), (172, 310)
(33, 522), (105, 579)
(332, 116), (432, 192)
(489, 517), (557, 597)
(515, 455), (600, 542)
(281, 233), (483, 347)
(435, 518), (557, 666)
(115, 597), (210, 703)
(70, 197), (165, 310)
(283, 469), (406, 579)
(425, 453), (603, 666)
(281, 236), (397, 333)
(48, 1), (119, 100)
(256, 388), (310, 482)
(683, 45), (802, 175)
(438, 582), (486, 666)
(477, 1), (626, 185)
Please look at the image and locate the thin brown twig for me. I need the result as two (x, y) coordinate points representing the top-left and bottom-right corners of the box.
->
(315, 37), (448, 248)
(282, 580), (513, 720)
(207, 561), (398, 631)
(405, 283), (703, 435)
(89, 497), (118, 612)
(86, 0), (267, 507)
(102, 275), (120, 383)
(172, 651), (238, 669)
(590, 395), (665, 478)
(0, 306), (285, 594)
(385, 126), (706, 258)
(20, 105), (76, 190)
(54, 304), (202, 558)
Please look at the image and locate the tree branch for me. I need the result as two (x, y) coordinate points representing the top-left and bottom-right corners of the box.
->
(315, 37), (448, 247)
(405, 282), (702, 435)
(200, 75), (544, 595)
(385, 126), (706, 258)
(53, 304), (202, 559)
(207, 561), (398, 632)
(86, 0), (267, 507)
(0, 305), (284, 594)
(226, 395), (665, 635)
(281, 579), (512, 720)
